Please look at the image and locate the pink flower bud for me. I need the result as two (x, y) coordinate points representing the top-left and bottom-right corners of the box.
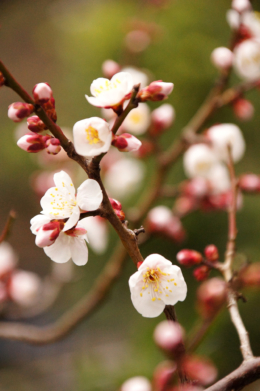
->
(197, 277), (227, 319)
(46, 138), (61, 155)
(182, 177), (210, 199)
(151, 104), (175, 134)
(174, 196), (198, 216)
(232, 0), (251, 13)
(153, 361), (176, 391)
(27, 115), (47, 133)
(112, 133), (142, 152)
(33, 83), (53, 104)
(35, 221), (62, 247)
(182, 355), (217, 386)
(138, 80), (174, 102)
(154, 320), (185, 355)
(204, 245), (219, 262)
(239, 174), (260, 193)
(240, 263), (260, 287)
(193, 265), (210, 281)
(109, 197), (122, 210)
(17, 133), (47, 153)
(9, 270), (42, 307)
(176, 249), (203, 267)
(0, 72), (5, 87)
(211, 47), (233, 69)
(233, 99), (254, 121)
(102, 60), (121, 79)
(8, 102), (34, 122)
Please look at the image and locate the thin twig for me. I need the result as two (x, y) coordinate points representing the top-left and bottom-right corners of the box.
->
(0, 210), (16, 244)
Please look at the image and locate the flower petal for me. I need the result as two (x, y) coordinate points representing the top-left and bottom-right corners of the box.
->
(159, 265), (187, 305)
(70, 238), (88, 266)
(30, 214), (51, 234)
(63, 207), (80, 232)
(44, 233), (71, 263)
(54, 170), (76, 196)
(77, 179), (103, 211)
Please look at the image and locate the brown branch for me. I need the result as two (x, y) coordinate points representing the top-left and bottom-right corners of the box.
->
(0, 210), (16, 244)
(0, 242), (127, 344)
(204, 357), (260, 391)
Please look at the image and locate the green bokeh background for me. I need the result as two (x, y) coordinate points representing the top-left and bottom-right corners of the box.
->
(1, 0), (260, 390)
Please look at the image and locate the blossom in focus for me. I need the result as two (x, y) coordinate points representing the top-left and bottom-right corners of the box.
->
(0, 242), (18, 278)
(210, 47), (233, 69)
(112, 133), (142, 152)
(85, 72), (133, 108)
(207, 123), (246, 163)
(121, 376), (152, 391)
(9, 270), (42, 307)
(183, 144), (218, 178)
(32, 83), (53, 104)
(233, 39), (260, 80)
(77, 216), (108, 254)
(73, 117), (112, 157)
(121, 67), (149, 89)
(8, 102), (34, 122)
(43, 218), (90, 265)
(40, 171), (103, 231)
(129, 254), (187, 317)
(120, 103), (151, 135)
(139, 81), (174, 102)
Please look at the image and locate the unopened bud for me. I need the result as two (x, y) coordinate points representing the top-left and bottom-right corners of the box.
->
(8, 102), (34, 122)
(204, 245), (219, 262)
(233, 99), (254, 121)
(176, 249), (203, 267)
(35, 221), (62, 248)
(182, 355), (217, 386)
(17, 133), (47, 153)
(211, 47), (233, 70)
(193, 265), (210, 281)
(27, 115), (47, 133)
(153, 361), (176, 391)
(0, 72), (5, 87)
(133, 140), (154, 158)
(33, 83), (53, 104)
(102, 60), (121, 79)
(46, 138), (61, 155)
(112, 133), (142, 152)
(42, 97), (57, 122)
(138, 81), (174, 102)
(146, 206), (172, 232)
(150, 103), (175, 134)
(109, 197), (122, 210)
(9, 270), (42, 307)
(174, 196), (198, 216)
(121, 376), (152, 391)
(182, 177), (210, 199)
(197, 277), (227, 319)
(232, 0), (251, 13)
(239, 174), (260, 193)
(154, 320), (185, 356)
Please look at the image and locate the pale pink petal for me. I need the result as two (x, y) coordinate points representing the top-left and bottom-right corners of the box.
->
(44, 233), (71, 263)
(70, 238), (88, 266)
(77, 179), (103, 211)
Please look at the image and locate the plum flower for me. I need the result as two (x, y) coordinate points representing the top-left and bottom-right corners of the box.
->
(43, 218), (90, 266)
(73, 117), (112, 157)
(40, 171), (103, 231)
(85, 72), (134, 108)
(129, 254), (187, 318)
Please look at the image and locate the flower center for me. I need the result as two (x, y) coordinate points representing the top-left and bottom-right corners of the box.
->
(85, 126), (102, 145)
(195, 161), (211, 173)
(49, 186), (76, 217)
(94, 79), (122, 96)
(140, 267), (177, 301)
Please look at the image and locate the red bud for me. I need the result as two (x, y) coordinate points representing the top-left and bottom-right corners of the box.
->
(176, 250), (203, 267)
(204, 245), (219, 262)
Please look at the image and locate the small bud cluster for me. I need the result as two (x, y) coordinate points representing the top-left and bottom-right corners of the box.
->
(177, 244), (219, 282)
(138, 81), (174, 102)
(8, 102), (34, 123)
(109, 197), (125, 221)
(112, 133), (142, 152)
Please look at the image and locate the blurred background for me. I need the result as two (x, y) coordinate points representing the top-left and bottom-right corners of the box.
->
(1, 0), (260, 390)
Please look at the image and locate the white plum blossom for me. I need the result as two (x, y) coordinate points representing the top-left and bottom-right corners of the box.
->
(232, 0), (251, 13)
(151, 103), (175, 130)
(129, 254), (187, 318)
(0, 242), (18, 277)
(40, 171), (103, 231)
(120, 103), (151, 135)
(73, 117), (112, 157)
(104, 156), (145, 199)
(233, 39), (260, 80)
(207, 123), (246, 163)
(208, 164), (231, 195)
(147, 206), (173, 230)
(183, 144), (218, 179)
(121, 376), (152, 391)
(78, 216), (108, 254)
(210, 47), (233, 70)
(44, 218), (90, 265)
(121, 67), (149, 89)
(85, 72), (134, 108)
(9, 270), (42, 307)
